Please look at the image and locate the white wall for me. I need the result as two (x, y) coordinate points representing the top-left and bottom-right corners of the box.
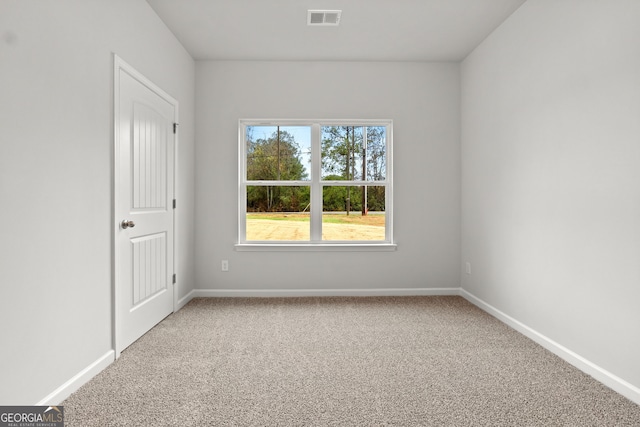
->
(0, 0), (195, 404)
(195, 61), (460, 293)
(462, 0), (640, 396)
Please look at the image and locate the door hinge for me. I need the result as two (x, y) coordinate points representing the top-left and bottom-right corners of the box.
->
(173, 199), (176, 209)
(172, 273), (176, 284)
(173, 123), (178, 134)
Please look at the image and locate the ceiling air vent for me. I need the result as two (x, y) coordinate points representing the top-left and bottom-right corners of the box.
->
(307, 10), (342, 26)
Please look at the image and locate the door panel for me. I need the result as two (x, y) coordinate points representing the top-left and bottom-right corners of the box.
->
(115, 58), (176, 355)
(131, 233), (167, 308)
(132, 102), (167, 210)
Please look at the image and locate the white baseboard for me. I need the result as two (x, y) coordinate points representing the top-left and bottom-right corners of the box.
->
(460, 289), (640, 405)
(176, 289), (196, 311)
(189, 287), (461, 298)
(36, 350), (115, 405)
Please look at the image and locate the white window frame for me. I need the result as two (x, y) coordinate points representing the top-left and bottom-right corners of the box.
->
(236, 119), (396, 252)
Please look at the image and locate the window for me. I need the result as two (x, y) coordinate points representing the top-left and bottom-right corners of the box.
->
(238, 120), (394, 250)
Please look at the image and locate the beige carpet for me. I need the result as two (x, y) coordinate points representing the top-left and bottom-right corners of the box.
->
(63, 296), (640, 426)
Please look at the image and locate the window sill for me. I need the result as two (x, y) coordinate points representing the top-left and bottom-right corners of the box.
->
(234, 243), (397, 252)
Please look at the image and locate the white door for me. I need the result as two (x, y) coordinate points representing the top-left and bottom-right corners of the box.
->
(114, 57), (176, 355)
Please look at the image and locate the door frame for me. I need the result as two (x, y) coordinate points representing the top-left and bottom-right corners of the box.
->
(113, 54), (178, 357)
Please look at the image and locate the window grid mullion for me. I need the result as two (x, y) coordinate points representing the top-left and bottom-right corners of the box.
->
(310, 124), (322, 242)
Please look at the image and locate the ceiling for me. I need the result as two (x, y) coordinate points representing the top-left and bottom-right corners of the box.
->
(146, 0), (526, 62)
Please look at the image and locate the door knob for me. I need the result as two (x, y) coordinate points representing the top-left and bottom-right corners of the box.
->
(121, 220), (136, 229)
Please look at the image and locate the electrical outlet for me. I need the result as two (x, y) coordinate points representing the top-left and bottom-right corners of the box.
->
(465, 262), (471, 275)
(221, 260), (229, 272)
